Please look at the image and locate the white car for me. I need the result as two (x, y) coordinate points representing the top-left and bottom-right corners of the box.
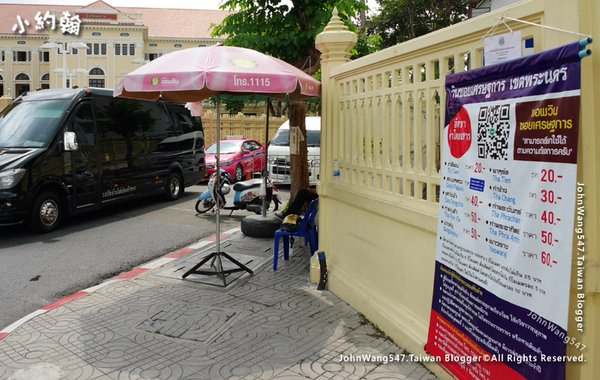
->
(267, 116), (320, 185)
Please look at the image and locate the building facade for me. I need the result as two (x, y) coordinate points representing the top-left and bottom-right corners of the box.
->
(0, 0), (228, 97)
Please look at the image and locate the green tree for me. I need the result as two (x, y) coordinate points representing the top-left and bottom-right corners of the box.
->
(224, 98), (245, 115)
(213, 0), (365, 197)
(370, 0), (469, 48)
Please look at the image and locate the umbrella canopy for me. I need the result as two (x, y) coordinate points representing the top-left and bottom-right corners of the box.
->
(114, 45), (320, 102)
(113, 44), (321, 260)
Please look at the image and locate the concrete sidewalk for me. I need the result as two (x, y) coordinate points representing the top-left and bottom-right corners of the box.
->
(0, 228), (437, 380)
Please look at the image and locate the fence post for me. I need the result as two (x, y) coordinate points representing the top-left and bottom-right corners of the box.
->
(316, 7), (357, 194)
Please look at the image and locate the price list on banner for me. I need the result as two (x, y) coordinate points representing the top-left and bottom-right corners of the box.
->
(426, 43), (583, 380)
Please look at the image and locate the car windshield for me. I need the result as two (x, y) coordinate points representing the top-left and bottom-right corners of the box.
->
(0, 99), (70, 148)
(270, 129), (289, 146)
(205, 141), (241, 154)
(307, 130), (320, 147)
(270, 129), (320, 147)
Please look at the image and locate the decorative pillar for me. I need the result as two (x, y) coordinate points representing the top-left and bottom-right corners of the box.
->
(314, 8), (357, 274)
(315, 7), (357, 195)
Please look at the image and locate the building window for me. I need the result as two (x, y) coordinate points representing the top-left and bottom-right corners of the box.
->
(87, 43), (106, 56)
(1, 51), (4, 62)
(39, 51), (50, 62)
(89, 67), (105, 88)
(0, 74), (3, 96)
(120, 32), (129, 37)
(14, 73), (30, 96)
(115, 43), (136, 56)
(149, 43), (157, 47)
(89, 78), (105, 88)
(14, 51), (31, 62)
(174, 44), (182, 48)
(40, 73), (50, 89)
(146, 53), (160, 61)
(92, 32), (102, 36)
(89, 68), (105, 76)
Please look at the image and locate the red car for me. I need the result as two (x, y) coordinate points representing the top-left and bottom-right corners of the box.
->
(204, 138), (266, 182)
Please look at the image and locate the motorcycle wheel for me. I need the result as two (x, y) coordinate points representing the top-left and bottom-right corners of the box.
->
(195, 199), (215, 214)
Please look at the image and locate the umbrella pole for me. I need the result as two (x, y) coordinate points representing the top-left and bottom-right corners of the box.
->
(262, 100), (270, 217)
(182, 96), (253, 286)
(215, 97), (223, 269)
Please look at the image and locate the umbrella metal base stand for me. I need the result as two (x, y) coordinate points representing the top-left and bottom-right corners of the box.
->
(182, 96), (254, 287)
(181, 251), (253, 287)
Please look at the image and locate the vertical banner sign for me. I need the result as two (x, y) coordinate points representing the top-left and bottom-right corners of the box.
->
(426, 43), (582, 380)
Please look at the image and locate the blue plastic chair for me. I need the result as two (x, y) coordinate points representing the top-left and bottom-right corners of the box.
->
(273, 199), (318, 271)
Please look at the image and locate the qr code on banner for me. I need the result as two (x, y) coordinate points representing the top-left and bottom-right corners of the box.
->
(477, 104), (511, 160)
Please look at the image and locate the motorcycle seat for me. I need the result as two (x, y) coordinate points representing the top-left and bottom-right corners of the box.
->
(233, 178), (263, 192)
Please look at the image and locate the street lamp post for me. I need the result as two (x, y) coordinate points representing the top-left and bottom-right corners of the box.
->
(71, 68), (88, 88)
(41, 41), (88, 88)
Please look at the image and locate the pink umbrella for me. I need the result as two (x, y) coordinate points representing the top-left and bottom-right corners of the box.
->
(114, 45), (320, 285)
(114, 45), (320, 101)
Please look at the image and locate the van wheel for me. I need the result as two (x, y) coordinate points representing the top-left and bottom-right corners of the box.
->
(29, 191), (62, 233)
(234, 165), (244, 182)
(164, 172), (184, 200)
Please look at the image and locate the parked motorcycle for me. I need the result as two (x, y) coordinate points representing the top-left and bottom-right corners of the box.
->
(195, 170), (281, 214)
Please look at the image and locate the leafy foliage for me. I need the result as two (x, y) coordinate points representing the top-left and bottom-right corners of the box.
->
(352, 33), (383, 59)
(212, 0), (366, 195)
(370, 0), (469, 48)
(213, 0), (366, 73)
(224, 98), (245, 114)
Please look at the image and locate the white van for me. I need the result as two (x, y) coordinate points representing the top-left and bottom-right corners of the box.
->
(267, 116), (320, 185)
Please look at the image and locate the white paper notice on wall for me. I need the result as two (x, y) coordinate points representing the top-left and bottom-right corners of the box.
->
(484, 31), (522, 66)
(289, 126), (304, 155)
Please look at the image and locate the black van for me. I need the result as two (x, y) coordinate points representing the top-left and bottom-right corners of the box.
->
(0, 88), (205, 232)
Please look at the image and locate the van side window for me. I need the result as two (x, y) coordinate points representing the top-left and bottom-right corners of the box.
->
(71, 102), (95, 145)
(95, 97), (161, 139)
(139, 102), (175, 140)
(95, 96), (174, 158)
(168, 105), (203, 134)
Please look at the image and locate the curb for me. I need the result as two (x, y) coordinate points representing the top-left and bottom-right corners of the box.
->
(0, 227), (241, 342)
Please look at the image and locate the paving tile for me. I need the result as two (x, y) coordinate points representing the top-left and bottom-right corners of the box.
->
(0, 236), (437, 380)
(103, 335), (202, 380)
(136, 302), (250, 345)
(189, 359), (286, 380)
(287, 352), (377, 380)
(5, 362), (106, 380)
(0, 332), (108, 380)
